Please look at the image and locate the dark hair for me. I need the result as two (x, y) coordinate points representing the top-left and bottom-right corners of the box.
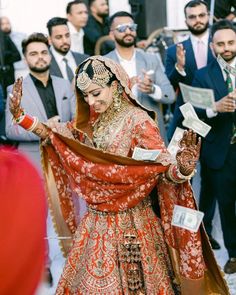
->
(22, 33), (49, 55)
(211, 19), (236, 38)
(109, 11), (134, 29)
(46, 17), (68, 36)
(184, 0), (209, 16)
(66, 0), (86, 14)
(88, 0), (96, 8)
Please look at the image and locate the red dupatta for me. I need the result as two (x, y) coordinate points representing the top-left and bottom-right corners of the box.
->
(41, 130), (228, 295)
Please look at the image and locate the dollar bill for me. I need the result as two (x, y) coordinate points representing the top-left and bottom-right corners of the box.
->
(132, 147), (161, 161)
(182, 116), (211, 137)
(167, 127), (185, 156)
(172, 205), (204, 232)
(180, 102), (198, 119)
(217, 54), (236, 76)
(179, 82), (215, 110)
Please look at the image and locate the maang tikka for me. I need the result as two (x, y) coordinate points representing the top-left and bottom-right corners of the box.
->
(76, 59), (113, 91)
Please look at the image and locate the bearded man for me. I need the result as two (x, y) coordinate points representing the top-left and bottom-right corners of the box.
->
(84, 0), (114, 55)
(5, 33), (75, 171)
(191, 19), (236, 275)
(166, 0), (215, 137)
(165, 0), (221, 250)
(106, 11), (175, 145)
(47, 17), (88, 83)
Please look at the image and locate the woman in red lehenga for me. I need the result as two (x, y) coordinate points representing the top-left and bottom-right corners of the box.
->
(9, 56), (229, 295)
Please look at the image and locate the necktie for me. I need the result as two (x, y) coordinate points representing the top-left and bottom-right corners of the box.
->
(224, 69), (234, 92)
(224, 69), (236, 143)
(62, 58), (74, 82)
(195, 40), (206, 69)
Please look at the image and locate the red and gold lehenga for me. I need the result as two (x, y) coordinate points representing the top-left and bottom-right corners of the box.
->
(41, 56), (229, 294)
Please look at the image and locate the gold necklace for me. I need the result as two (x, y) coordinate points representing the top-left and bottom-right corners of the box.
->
(93, 95), (130, 150)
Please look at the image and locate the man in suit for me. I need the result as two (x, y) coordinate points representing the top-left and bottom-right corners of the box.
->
(192, 20), (236, 274)
(5, 32), (75, 168)
(165, 0), (215, 139)
(84, 0), (114, 55)
(5, 33), (76, 286)
(47, 17), (88, 83)
(66, 0), (89, 54)
(106, 11), (175, 145)
(165, 1), (220, 250)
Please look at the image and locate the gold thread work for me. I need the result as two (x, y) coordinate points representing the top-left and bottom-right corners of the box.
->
(76, 59), (112, 91)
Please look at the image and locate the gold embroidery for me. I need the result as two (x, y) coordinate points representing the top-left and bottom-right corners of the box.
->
(76, 59), (112, 91)
(92, 92), (130, 150)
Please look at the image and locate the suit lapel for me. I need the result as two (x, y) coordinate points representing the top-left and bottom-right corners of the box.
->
(135, 51), (146, 77)
(111, 51), (120, 63)
(52, 76), (62, 117)
(50, 53), (63, 78)
(24, 75), (48, 119)
(184, 39), (197, 74)
(208, 60), (228, 100)
(207, 36), (214, 64)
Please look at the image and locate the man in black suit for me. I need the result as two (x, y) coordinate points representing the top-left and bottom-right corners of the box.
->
(0, 29), (21, 97)
(192, 20), (236, 274)
(46, 17), (88, 82)
(84, 0), (114, 55)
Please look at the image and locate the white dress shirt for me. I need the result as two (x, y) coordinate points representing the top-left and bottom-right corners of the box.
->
(115, 49), (162, 101)
(51, 46), (77, 80)
(176, 31), (210, 76)
(68, 22), (84, 54)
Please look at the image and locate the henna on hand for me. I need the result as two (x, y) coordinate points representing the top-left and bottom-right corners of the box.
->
(9, 77), (23, 117)
(176, 129), (201, 176)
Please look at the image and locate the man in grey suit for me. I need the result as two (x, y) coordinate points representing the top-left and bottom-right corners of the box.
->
(5, 32), (76, 287)
(6, 32), (75, 170)
(47, 17), (88, 82)
(106, 11), (175, 144)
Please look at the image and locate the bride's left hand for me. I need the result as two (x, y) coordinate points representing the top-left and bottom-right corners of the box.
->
(176, 129), (201, 176)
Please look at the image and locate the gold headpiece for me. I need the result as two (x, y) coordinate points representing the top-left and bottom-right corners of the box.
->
(76, 59), (112, 91)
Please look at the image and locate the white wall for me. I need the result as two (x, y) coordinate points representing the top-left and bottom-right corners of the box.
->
(167, 0), (189, 29)
(0, 0), (70, 35)
(0, 0), (190, 36)
(108, 0), (131, 16)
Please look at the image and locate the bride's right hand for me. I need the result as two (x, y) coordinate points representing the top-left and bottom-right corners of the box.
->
(9, 77), (23, 118)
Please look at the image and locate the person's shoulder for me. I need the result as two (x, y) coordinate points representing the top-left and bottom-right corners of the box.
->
(85, 15), (96, 27)
(71, 51), (89, 61)
(136, 49), (158, 60)
(104, 49), (116, 58)
(127, 103), (154, 122)
(166, 37), (190, 52)
(51, 75), (70, 85)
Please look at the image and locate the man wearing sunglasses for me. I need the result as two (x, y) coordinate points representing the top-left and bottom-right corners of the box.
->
(165, 0), (219, 250)
(106, 11), (175, 145)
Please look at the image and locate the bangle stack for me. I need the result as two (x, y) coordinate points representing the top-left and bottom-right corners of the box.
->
(166, 164), (196, 183)
(13, 109), (38, 132)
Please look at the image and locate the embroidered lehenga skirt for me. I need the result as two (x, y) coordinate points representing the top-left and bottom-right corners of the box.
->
(56, 198), (179, 294)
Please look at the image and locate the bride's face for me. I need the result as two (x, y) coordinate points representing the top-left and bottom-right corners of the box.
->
(82, 82), (113, 113)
